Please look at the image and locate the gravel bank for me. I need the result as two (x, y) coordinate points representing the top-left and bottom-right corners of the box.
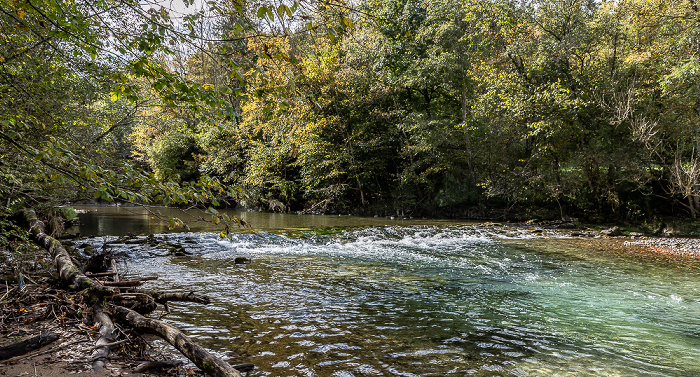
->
(623, 237), (700, 258)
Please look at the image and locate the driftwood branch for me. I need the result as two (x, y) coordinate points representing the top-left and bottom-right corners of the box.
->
(103, 281), (143, 287)
(23, 209), (113, 295)
(89, 340), (128, 351)
(133, 360), (183, 373)
(91, 303), (117, 371)
(0, 333), (60, 361)
(111, 292), (157, 314)
(113, 306), (243, 377)
(110, 259), (119, 287)
(20, 208), (253, 375)
(85, 271), (116, 278)
(149, 291), (211, 305)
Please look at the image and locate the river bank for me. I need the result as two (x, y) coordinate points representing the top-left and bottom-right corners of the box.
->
(0, 267), (196, 376)
(517, 222), (700, 258)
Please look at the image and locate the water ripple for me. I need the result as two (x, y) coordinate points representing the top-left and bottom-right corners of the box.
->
(76, 226), (700, 376)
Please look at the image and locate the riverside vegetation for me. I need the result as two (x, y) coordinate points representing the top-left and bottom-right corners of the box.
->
(2, 0), (700, 223)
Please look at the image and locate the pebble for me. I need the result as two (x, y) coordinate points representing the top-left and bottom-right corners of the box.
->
(624, 237), (700, 257)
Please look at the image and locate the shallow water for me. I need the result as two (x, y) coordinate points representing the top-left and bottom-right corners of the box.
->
(72, 208), (700, 376)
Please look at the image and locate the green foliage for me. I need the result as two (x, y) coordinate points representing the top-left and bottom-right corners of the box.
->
(3, 0), (700, 223)
(155, 0), (700, 220)
(0, 0), (314, 218)
(0, 206), (34, 259)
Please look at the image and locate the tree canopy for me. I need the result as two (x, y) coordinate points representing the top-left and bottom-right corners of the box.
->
(1, 0), (699, 225)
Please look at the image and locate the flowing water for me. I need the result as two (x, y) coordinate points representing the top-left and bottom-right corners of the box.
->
(70, 206), (700, 376)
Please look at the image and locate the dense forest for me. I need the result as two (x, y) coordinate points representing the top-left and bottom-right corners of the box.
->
(2, 0), (700, 224)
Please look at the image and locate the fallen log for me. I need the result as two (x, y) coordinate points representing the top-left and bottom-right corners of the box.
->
(110, 259), (119, 287)
(85, 271), (116, 278)
(98, 276), (159, 287)
(113, 306), (244, 377)
(101, 279), (144, 287)
(91, 303), (117, 371)
(23, 209), (113, 295)
(133, 360), (183, 373)
(111, 293), (158, 314)
(20, 208), (253, 375)
(118, 290), (210, 315)
(149, 291), (211, 305)
(0, 333), (60, 361)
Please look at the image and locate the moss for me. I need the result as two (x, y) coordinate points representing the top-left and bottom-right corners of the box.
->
(200, 360), (216, 373)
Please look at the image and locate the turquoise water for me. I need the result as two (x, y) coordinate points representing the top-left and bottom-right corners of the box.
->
(73, 209), (700, 376)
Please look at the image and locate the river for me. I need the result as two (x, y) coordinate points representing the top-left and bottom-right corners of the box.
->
(69, 205), (700, 376)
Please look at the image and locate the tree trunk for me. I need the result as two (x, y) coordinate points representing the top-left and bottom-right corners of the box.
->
(23, 209), (114, 295)
(113, 306), (244, 377)
(689, 196), (697, 219)
(462, 83), (474, 181)
(91, 303), (117, 371)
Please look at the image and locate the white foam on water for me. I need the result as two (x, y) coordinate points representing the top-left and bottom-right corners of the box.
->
(206, 226), (498, 269)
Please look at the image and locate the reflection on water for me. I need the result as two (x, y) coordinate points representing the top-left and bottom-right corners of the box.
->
(69, 205), (463, 236)
(74, 208), (700, 376)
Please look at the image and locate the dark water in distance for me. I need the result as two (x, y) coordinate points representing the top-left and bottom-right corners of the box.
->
(69, 205), (460, 236)
(72, 206), (700, 376)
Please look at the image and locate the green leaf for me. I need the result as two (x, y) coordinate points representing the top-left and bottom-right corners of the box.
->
(328, 28), (338, 42)
(233, 23), (243, 35)
(257, 6), (267, 18)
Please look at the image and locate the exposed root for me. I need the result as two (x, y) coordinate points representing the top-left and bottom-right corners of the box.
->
(0, 208), (253, 376)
